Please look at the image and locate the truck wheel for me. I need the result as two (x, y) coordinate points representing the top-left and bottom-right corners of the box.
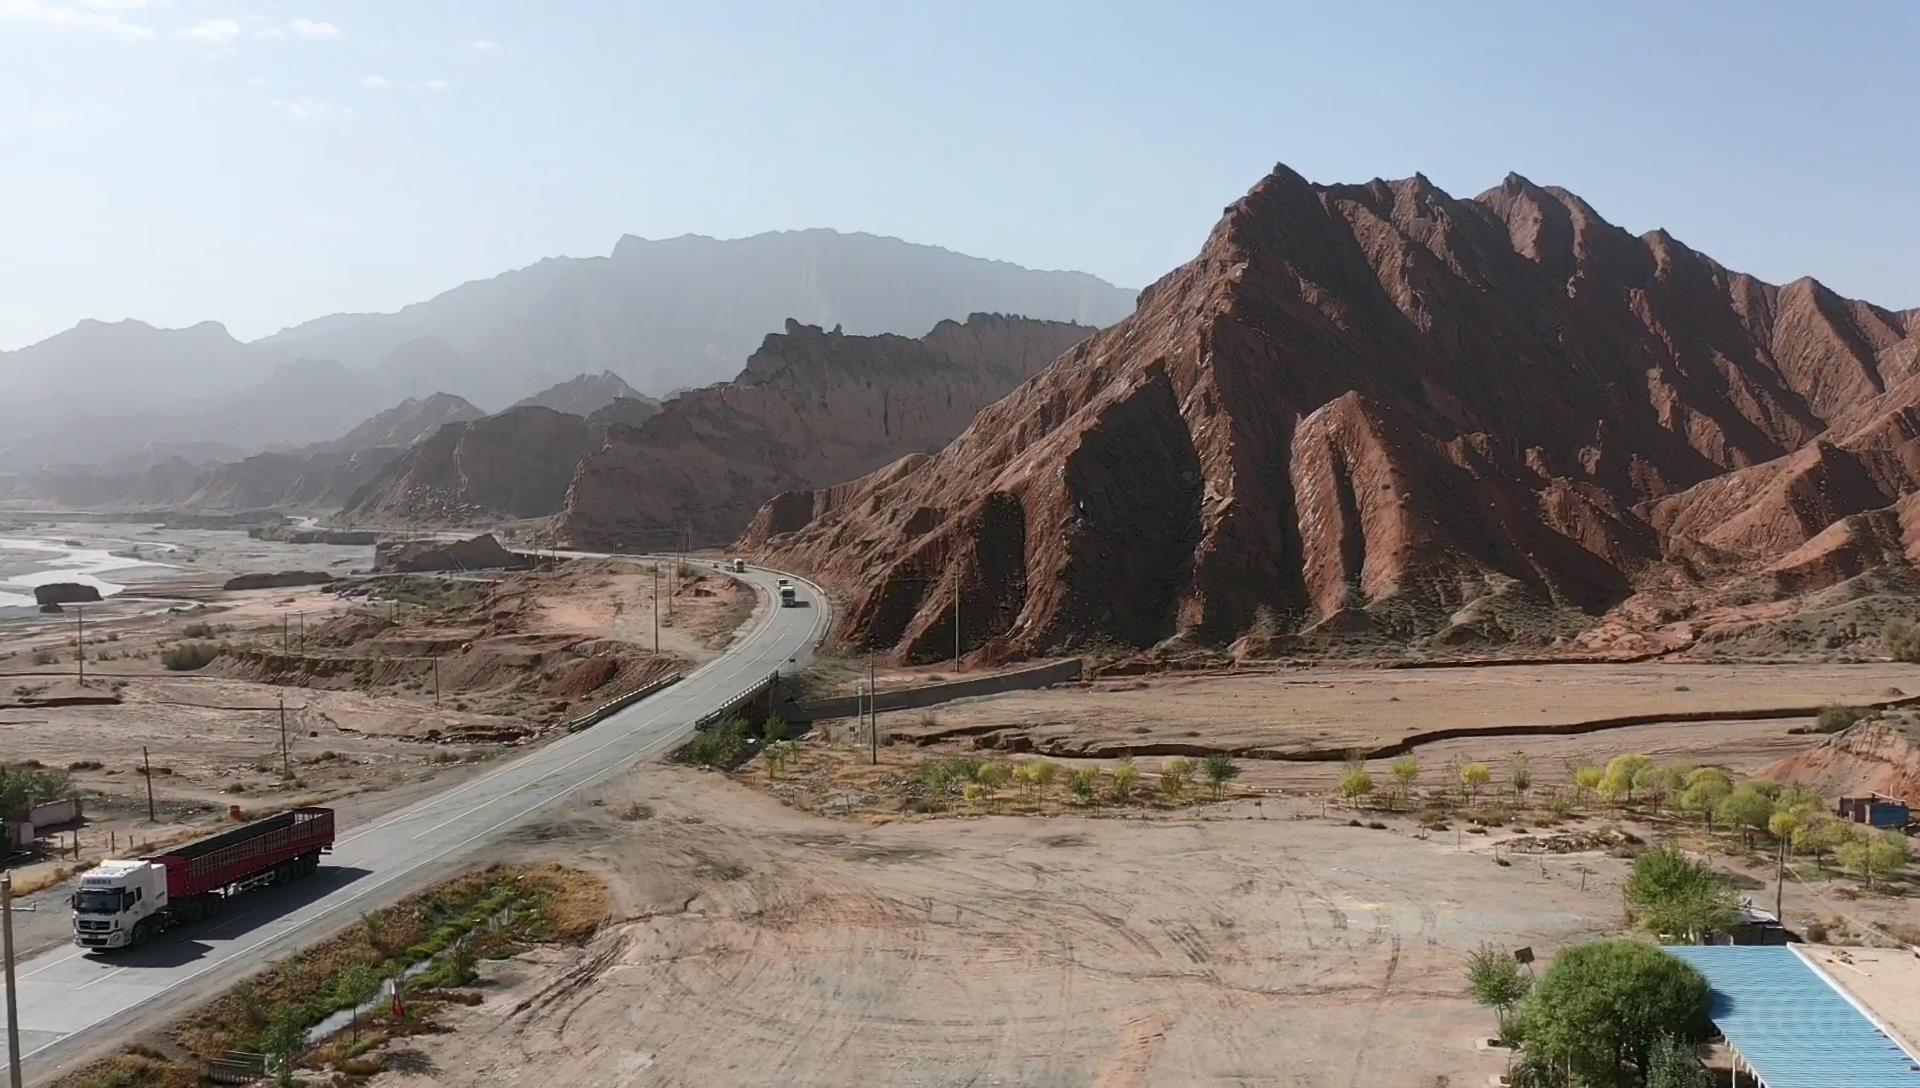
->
(130, 918), (154, 948)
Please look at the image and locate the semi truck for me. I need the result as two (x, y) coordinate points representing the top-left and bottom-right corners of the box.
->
(730, 558), (746, 573)
(777, 578), (797, 607)
(71, 806), (335, 951)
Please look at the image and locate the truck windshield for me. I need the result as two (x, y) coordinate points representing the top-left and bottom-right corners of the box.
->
(73, 889), (126, 913)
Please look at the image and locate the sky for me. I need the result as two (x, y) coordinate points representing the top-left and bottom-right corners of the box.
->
(2, 0), (1917, 349)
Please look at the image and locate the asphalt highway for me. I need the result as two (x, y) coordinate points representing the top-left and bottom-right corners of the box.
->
(4, 564), (827, 1081)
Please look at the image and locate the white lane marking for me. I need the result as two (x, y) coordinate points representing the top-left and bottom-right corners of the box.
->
(21, 578), (820, 1064)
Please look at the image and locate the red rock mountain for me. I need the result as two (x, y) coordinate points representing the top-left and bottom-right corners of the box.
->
(745, 165), (1920, 660)
(338, 406), (595, 524)
(554, 314), (1094, 548)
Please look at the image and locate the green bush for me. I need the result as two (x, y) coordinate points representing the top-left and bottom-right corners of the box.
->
(1814, 704), (1869, 734)
(683, 717), (750, 768)
(1883, 618), (1920, 662)
(161, 641), (224, 671)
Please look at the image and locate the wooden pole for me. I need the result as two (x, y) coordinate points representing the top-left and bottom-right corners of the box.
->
(279, 699), (290, 780)
(3, 871), (22, 1088)
(143, 745), (155, 822)
(868, 656), (878, 766)
(75, 604), (84, 685)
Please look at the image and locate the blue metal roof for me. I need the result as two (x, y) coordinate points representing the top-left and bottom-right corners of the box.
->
(1664, 945), (1920, 1088)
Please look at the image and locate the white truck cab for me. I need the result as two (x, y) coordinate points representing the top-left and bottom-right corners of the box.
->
(71, 859), (169, 950)
(730, 558), (746, 573)
(777, 578), (796, 607)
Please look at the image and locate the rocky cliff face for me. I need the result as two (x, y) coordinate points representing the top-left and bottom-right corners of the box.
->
(513, 372), (658, 419)
(554, 314), (1094, 549)
(312, 392), (483, 453)
(339, 406), (594, 524)
(745, 165), (1920, 660)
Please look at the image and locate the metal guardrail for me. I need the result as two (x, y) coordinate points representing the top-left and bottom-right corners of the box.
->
(207, 1050), (267, 1083)
(565, 671), (685, 733)
(692, 670), (780, 731)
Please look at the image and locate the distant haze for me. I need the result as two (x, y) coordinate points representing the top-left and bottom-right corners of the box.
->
(0, 229), (1135, 471)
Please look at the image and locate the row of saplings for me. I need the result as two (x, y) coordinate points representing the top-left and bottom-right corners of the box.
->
(1339, 751), (1911, 888)
(1462, 848), (1752, 1088)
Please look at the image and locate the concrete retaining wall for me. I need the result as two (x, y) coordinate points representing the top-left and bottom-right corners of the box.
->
(784, 658), (1082, 723)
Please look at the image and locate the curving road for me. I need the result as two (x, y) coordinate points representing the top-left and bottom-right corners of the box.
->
(5, 564), (827, 1083)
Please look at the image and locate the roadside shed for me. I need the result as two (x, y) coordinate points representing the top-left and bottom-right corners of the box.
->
(1664, 945), (1920, 1087)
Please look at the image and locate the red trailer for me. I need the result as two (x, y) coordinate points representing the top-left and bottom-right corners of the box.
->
(72, 806), (335, 950)
(150, 806), (335, 897)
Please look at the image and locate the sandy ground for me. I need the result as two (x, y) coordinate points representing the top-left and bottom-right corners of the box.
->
(363, 767), (1629, 1088)
(0, 551), (760, 958)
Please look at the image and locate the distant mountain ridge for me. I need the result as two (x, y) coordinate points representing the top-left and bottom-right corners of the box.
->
(0, 229), (1134, 472)
(511, 372), (657, 419)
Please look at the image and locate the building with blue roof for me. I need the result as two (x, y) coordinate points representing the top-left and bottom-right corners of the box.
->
(1663, 944), (1920, 1088)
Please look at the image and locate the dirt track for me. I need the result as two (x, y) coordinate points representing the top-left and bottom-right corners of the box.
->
(367, 769), (1628, 1088)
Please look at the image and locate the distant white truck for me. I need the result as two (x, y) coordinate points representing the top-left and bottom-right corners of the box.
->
(777, 578), (797, 607)
(730, 558), (746, 573)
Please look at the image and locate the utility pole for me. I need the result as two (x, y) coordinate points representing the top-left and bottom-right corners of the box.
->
(74, 604), (84, 686)
(4, 870), (21, 1088)
(297, 612), (305, 653)
(652, 563), (660, 653)
(432, 657), (440, 707)
(1775, 837), (1787, 922)
(954, 580), (961, 668)
(282, 614), (289, 657)
(868, 655), (878, 766)
(142, 745), (155, 822)
(278, 698), (290, 780)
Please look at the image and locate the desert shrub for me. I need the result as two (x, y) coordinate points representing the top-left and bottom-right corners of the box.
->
(1067, 767), (1099, 803)
(1202, 753), (1240, 799)
(1813, 704), (1869, 734)
(1159, 757), (1193, 798)
(161, 641), (223, 671)
(1883, 618), (1920, 662)
(30, 649), (57, 666)
(1109, 759), (1139, 802)
(181, 622), (216, 639)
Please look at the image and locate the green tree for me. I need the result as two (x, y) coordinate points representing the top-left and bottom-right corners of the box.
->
(1508, 753), (1533, 800)
(1202, 753), (1241, 799)
(1516, 940), (1710, 1086)
(962, 781), (986, 811)
(1714, 785), (1775, 847)
(262, 1003), (310, 1087)
(974, 761), (1010, 811)
(761, 714), (790, 744)
(1645, 1034), (1711, 1088)
(1767, 808), (1803, 848)
(1067, 767), (1099, 804)
(1837, 830), (1910, 890)
(1793, 815), (1852, 865)
(1625, 847), (1737, 942)
(331, 963), (382, 1010)
(1027, 760), (1060, 800)
(1600, 754), (1653, 805)
(1460, 762), (1492, 802)
(1463, 943), (1531, 1032)
(1110, 759), (1139, 802)
(1388, 755), (1421, 809)
(1339, 765), (1375, 805)
(1159, 757), (1193, 799)
(1677, 769), (1732, 828)
(1572, 764), (1603, 803)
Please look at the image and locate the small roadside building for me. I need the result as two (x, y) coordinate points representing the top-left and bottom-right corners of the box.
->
(1838, 793), (1912, 831)
(1664, 945), (1920, 1087)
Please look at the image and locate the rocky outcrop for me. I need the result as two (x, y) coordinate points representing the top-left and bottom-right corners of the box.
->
(372, 533), (523, 573)
(513, 372), (657, 419)
(554, 315), (1094, 549)
(746, 165), (1920, 660)
(310, 392), (484, 453)
(35, 583), (103, 606)
(223, 570), (335, 591)
(339, 406), (595, 524)
(1757, 718), (1920, 803)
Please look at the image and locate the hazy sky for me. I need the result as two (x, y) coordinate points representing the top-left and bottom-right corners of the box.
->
(3, 0), (1916, 349)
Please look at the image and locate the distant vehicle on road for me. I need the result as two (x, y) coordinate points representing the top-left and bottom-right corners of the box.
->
(71, 806), (334, 951)
(778, 578), (797, 607)
(730, 558), (746, 573)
